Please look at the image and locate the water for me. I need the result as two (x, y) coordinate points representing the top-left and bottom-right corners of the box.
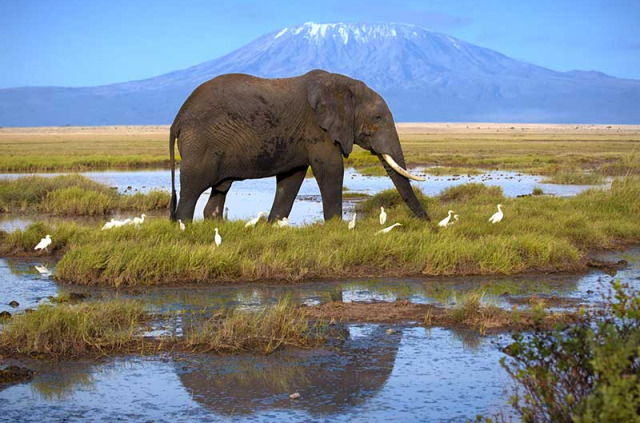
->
(0, 327), (513, 422)
(0, 169), (632, 422)
(0, 253), (637, 422)
(0, 168), (603, 229)
(2, 247), (638, 315)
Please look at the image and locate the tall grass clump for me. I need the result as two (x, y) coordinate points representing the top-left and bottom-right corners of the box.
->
(438, 183), (505, 204)
(7, 177), (639, 286)
(183, 296), (326, 354)
(0, 175), (169, 215)
(542, 169), (605, 185)
(0, 300), (146, 358)
(501, 280), (640, 422)
(0, 221), (88, 256)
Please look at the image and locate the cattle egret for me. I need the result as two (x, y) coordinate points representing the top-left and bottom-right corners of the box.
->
(116, 218), (132, 227)
(179, 219), (186, 231)
(275, 217), (289, 228)
(438, 210), (455, 227)
(34, 265), (51, 276)
(452, 215), (459, 225)
(34, 235), (52, 252)
(133, 214), (146, 226)
(102, 219), (117, 230)
(376, 223), (402, 235)
(214, 228), (222, 246)
(379, 207), (387, 225)
(348, 213), (357, 230)
(245, 211), (267, 228)
(489, 204), (504, 224)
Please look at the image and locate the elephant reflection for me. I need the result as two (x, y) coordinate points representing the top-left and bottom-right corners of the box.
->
(177, 324), (402, 416)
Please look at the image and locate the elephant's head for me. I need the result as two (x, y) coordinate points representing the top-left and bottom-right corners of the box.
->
(307, 70), (430, 220)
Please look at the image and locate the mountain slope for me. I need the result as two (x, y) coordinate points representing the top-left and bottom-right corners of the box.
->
(1, 22), (639, 126)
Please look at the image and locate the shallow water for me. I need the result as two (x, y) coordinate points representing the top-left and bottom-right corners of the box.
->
(0, 251), (638, 422)
(2, 247), (638, 315)
(0, 326), (513, 422)
(0, 167), (602, 229)
(0, 168), (630, 422)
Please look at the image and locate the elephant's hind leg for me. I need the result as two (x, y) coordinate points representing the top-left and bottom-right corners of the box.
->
(268, 166), (308, 222)
(204, 181), (232, 219)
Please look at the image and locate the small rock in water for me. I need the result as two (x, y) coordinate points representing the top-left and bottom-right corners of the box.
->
(586, 290), (594, 295)
(386, 328), (395, 335)
(0, 366), (34, 384)
(0, 311), (11, 319)
(289, 392), (301, 400)
(8, 300), (19, 308)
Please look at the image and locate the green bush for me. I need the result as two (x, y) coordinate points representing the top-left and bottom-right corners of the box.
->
(501, 280), (640, 423)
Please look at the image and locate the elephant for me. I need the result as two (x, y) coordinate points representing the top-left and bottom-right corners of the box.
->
(169, 69), (430, 222)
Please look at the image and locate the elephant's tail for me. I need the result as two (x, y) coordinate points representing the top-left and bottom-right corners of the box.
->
(169, 125), (178, 221)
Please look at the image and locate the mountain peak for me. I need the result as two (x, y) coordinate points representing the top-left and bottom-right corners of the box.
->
(2, 22), (638, 126)
(272, 22), (442, 45)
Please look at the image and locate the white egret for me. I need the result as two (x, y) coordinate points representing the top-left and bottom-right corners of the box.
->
(34, 234), (52, 252)
(34, 264), (51, 276)
(438, 210), (455, 227)
(452, 214), (459, 224)
(376, 223), (402, 235)
(489, 204), (504, 224)
(115, 218), (132, 227)
(348, 213), (356, 230)
(379, 207), (387, 225)
(179, 219), (186, 231)
(274, 217), (289, 228)
(102, 219), (117, 230)
(214, 228), (222, 247)
(133, 214), (146, 226)
(245, 211), (267, 228)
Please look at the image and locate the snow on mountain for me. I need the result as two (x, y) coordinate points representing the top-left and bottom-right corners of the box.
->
(1, 22), (639, 126)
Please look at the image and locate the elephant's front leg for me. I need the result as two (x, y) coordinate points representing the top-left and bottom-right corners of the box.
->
(310, 148), (344, 221)
(269, 166), (308, 222)
(204, 181), (232, 219)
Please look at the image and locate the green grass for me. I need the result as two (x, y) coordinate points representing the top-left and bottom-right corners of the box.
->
(2, 177), (638, 286)
(0, 175), (169, 215)
(423, 167), (485, 176)
(354, 165), (387, 176)
(0, 297), (326, 358)
(1, 126), (638, 178)
(0, 300), (146, 358)
(183, 296), (327, 354)
(541, 169), (606, 185)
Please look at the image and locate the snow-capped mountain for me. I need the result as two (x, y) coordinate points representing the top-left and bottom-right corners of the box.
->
(1, 22), (639, 126)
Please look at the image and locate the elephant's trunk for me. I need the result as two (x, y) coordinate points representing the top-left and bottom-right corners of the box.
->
(378, 152), (430, 221)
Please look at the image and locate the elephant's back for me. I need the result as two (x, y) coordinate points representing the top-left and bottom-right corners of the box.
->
(173, 73), (305, 126)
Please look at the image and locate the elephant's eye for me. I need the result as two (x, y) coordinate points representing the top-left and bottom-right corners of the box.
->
(374, 115), (382, 122)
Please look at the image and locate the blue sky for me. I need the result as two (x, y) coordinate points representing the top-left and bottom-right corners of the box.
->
(1, 0), (638, 88)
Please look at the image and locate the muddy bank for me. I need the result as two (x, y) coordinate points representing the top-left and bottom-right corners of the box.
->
(302, 300), (575, 333)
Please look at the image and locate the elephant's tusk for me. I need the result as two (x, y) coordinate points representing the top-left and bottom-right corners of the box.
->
(381, 154), (426, 181)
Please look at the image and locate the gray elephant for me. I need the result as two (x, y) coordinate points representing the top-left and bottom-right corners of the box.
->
(169, 69), (429, 222)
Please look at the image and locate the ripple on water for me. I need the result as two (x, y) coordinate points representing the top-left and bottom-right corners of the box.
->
(0, 326), (514, 422)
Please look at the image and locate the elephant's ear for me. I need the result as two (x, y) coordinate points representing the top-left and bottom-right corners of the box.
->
(307, 77), (356, 157)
